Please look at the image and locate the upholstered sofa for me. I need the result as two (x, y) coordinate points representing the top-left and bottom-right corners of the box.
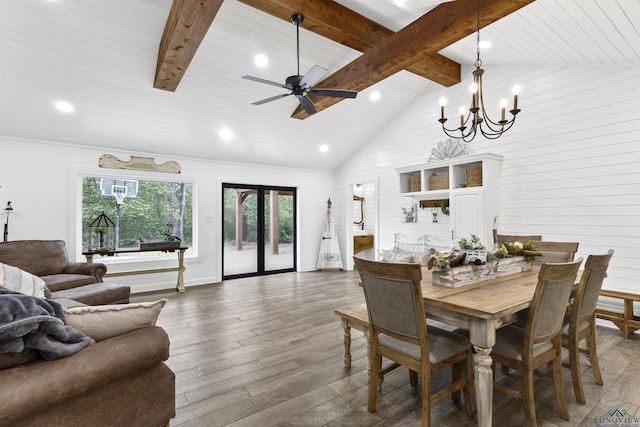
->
(0, 325), (175, 427)
(0, 281), (175, 427)
(0, 240), (130, 305)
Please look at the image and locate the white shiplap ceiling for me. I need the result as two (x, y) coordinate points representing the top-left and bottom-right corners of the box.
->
(1, 0), (639, 171)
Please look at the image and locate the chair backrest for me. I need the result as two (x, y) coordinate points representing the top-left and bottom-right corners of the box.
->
(574, 250), (614, 319)
(353, 256), (424, 343)
(532, 241), (580, 265)
(526, 259), (583, 344)
(495, 234), (542, 244)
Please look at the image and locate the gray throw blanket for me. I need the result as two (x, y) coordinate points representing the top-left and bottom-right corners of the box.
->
(0, 290), (94, 360)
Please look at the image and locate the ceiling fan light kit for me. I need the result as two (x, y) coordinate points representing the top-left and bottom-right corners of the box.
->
(242, 14), (357, 116)
(438, 0), (521, 142)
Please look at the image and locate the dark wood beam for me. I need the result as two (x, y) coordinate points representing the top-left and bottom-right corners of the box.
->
(154, 0), (224, 92)
(292, 0), (534, 119)
(236, 0), (461, 87)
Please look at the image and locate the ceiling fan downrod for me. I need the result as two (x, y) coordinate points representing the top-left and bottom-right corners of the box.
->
(291, 14), (304, 77)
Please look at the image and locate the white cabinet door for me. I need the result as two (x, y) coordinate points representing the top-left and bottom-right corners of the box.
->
(451, 190), (484, 243)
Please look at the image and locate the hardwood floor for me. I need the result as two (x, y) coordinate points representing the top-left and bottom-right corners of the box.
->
(132, 270), (640, 426)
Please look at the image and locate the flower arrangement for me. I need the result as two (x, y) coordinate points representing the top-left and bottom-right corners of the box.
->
(429, 235), (541, 270)
(488, 241), (541, 264)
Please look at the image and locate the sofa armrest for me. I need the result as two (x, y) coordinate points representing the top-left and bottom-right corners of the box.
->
(0, 326), (170, 426)
(64, 262), (107, 282)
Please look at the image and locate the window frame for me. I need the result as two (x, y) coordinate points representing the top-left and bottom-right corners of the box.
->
(73, 168), (198, 265)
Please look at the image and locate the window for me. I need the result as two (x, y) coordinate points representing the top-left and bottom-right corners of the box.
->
(81, 176), (194, 258)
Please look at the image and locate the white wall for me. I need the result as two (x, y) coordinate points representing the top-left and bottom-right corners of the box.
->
(0, 138), (334, 292)
(333, 64), (640, 294)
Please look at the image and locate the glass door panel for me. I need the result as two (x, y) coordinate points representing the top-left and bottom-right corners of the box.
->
(223, 184), (296, 279)
(223, 186), (258, 277)
(264, 189), (295, 272)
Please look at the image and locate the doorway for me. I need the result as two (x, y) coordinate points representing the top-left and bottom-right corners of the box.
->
(347, 180), (377, 270)
(222, 184), (296, 279)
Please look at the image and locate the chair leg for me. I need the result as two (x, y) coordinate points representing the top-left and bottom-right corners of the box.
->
(451, 362), (462, 403)
(552, 348), (570, 421)
(421, 370), (430, 427)
(568, 333), (585, 405)
(587, 324), (603, 385)
(410, 369), (419, 387)
(368, 353), (382, 412)
(522, 367), (538, 427)
(463, 350), (476, 416)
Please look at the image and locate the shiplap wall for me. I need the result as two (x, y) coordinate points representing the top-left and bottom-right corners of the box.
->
(333, 64), (640, 293)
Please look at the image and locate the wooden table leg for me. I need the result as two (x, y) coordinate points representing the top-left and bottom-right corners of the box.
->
(176, 249), (186, 292)
(473, 346), (494, 427)
(470, 320), (496, 427)
(341, 318), (352, 368)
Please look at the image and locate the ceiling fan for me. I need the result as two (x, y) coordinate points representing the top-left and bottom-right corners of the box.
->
(242, 14), (357, 116)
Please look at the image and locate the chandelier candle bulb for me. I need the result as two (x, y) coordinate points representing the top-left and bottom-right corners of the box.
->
(459, 106), (466, 128)
(512, 85), (520, 110)
(439, 97), (446, 120)
(500, 98), (507, 122)
(471, 83), (478, 110)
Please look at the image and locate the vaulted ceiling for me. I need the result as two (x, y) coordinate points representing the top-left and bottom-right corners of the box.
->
(1, 0), (639, 170)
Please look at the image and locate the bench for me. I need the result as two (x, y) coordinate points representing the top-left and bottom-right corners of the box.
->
(596, 289), (640, 339)
(334, 303), (369, 368)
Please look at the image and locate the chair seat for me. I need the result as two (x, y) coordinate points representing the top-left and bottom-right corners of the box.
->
(493, 325), (553, 362)
(378, 325), (470, 364)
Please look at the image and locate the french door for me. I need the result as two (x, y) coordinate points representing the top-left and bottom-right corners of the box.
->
(222, 184), (296, 279)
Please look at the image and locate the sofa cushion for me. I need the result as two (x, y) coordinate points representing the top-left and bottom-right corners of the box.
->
(51, 282), (130, 306)
(0, 262), (47, 298)
(43, 274), (97, 292)
(54, 298), (88, 309)
(64, 299), (167, 341)
(0, 240), (68, 277)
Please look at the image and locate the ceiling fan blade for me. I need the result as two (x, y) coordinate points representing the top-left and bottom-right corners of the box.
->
(299, 65), (328, 89)
(252, 93), (292, 105)
(297, 95), (317, 115)
(309, 89), (358, 99)
(242, 75), (287, 89)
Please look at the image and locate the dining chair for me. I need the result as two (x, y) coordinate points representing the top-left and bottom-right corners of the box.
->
(352, 256), (475, 427)
(491, 258), (583, 427)
(532, 241), (579, 265)
(562, 249), (614, 404)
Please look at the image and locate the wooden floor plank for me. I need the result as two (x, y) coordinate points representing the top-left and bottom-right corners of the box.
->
(132, 270), (640, 426)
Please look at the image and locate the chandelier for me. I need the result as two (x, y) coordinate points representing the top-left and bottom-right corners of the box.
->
(438, 0), (521, 142)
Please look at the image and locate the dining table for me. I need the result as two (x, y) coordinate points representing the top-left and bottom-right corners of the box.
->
(420, 264), (583, 427)
(348, 250), (582, 426)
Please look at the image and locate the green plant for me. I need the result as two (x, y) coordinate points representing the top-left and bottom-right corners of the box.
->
(495, 241), (539, 264)
(441, 200), (449, 215)
(433, 252), (451, 269)
(458, 234), (485, 250)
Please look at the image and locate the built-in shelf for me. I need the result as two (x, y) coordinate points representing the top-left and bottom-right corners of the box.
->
(396, 153), (503, 246)
(397, 153), (502, 199)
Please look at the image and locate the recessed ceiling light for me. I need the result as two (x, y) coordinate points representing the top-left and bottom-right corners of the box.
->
(55, 101), (74, 113)
(254, 54), (268, 68)
(369, 91), (381, 101)
(319, 145), (329, 153)
(219, 128), (233, 141)
(479, 40), (492, 49)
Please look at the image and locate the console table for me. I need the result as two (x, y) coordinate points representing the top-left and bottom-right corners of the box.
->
(82, 246), (188, 292)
